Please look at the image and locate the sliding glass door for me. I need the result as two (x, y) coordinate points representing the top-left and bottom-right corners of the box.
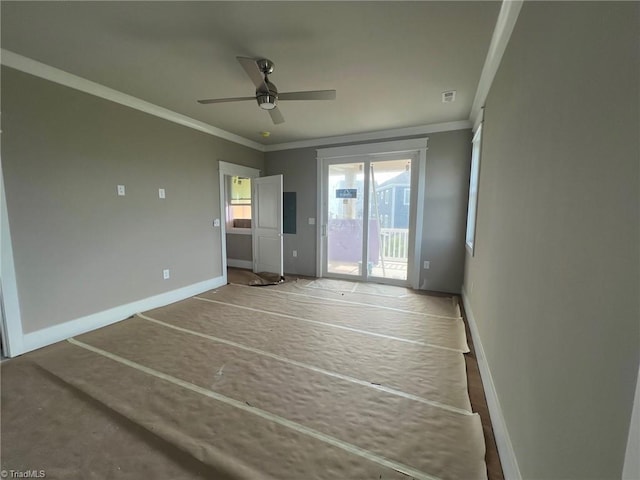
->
(322, 154), (417, 286)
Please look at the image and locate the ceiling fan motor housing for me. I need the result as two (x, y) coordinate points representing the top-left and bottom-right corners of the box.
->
(257, 58), (275, 75)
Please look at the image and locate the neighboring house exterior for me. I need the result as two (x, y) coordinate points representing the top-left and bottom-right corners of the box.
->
(374, 170), (410, 229)
(328, 171), (411, 229)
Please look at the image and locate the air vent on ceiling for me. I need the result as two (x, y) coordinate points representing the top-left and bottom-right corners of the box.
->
(442, 90), (456, 103)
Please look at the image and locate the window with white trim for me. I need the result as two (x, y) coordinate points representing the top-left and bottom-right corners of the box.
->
(466, 125), (482, 254)
(227, 176), (252, 230)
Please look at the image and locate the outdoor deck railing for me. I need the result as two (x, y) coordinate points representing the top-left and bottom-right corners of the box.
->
(379, 228), (409, 260)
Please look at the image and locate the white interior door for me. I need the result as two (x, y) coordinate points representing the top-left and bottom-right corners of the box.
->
(252, 175), (283, 276)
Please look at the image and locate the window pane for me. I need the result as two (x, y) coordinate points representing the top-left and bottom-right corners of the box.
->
(230, 176), (251, 205)
(369, 159), (411, 281)
(466, 126), (482, 252)
(327, 162), (364, 276)
(227, 176), (252, 228)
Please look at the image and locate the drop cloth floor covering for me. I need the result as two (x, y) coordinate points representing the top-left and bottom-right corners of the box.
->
(1, 280), (487, 480)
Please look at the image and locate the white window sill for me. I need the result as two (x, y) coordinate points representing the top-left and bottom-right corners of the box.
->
(465, 241), (475, 256)
(227, 228), (252, 235)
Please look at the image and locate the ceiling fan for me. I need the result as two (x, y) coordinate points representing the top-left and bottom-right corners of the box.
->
(197, 57), (336, 125)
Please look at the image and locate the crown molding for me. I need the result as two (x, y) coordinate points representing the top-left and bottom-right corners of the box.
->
(0, 49), (265, 152)
(469, 0), (523, 132)
(1, 50), (480, 155)
(264, 120), (471, 153)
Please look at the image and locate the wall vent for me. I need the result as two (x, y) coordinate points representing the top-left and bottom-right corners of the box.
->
(442, 90), (456, 103)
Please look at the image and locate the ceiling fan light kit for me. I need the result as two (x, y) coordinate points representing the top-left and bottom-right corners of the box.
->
(197, 56), (336, 125)
(257, 77), (278, 110)
(257, 95), (277, 110)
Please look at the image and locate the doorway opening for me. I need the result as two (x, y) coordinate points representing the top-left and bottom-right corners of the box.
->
(218, 162), (260, 278)
(218, 162), (284, 282)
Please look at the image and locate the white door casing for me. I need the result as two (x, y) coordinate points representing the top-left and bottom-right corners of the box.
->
(252, 175), (283, 277)
(218, 161), (260, 284)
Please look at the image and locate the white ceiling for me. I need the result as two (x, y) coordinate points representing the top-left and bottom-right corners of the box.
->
(1, 1), (501, 146)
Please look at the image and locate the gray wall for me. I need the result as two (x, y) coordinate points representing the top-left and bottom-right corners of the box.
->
(265, 147), (318, 277)
(226, 233), (252, 262)
(463, 2), (639, 478)
(265, 130), (471, 292)
(420, 130), (471, 293)
(2, 67), (264, 333)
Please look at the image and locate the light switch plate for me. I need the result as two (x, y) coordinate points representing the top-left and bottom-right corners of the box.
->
(308, 218), (316, 225)
(159, 188), (166, 199)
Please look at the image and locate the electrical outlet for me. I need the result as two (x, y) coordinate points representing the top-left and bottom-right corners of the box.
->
(158, 188), (166, 199)
(423, 261), (430, 269)
(293, 250), (297, 257)
(213, 218), (220, 227)
(117, 185), (125, 196)
(163, 269), (170, 280)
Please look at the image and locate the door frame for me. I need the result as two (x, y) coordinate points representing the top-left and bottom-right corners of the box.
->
(218, 161), (261, 284)
(316, 138), (428, 289)
(0, 156), (24, 357)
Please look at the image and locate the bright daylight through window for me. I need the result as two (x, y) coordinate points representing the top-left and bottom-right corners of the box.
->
(227, 176), (252, 230)
(466, 125), (482, 253)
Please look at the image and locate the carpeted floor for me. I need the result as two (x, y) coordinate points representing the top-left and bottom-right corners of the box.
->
(1, 273), (501, 479)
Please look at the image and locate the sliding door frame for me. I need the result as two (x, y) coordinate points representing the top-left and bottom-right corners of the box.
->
(316, 138), (428, 289)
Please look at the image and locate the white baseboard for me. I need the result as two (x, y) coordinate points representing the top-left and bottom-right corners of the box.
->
(21, 275), (226, 354)
(461, 286), (522, 480)
(227, 258), (253, 270)
(623, 363), (640, 479)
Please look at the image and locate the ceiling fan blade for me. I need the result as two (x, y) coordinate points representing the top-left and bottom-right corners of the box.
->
(197, 96), (256, 105)
(236, 56), (268, 91)
(278, 90), (336, 101)
(268, 107), (285, 125)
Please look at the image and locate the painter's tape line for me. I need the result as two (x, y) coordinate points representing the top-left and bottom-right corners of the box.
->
(67, 337), (443, 480)
(306, 280), (409, 299)
(226, 283), (462, 320)
(194, 296), (464, 354)
(136, 313), (474, 416)
(264, 293), (464, 328)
